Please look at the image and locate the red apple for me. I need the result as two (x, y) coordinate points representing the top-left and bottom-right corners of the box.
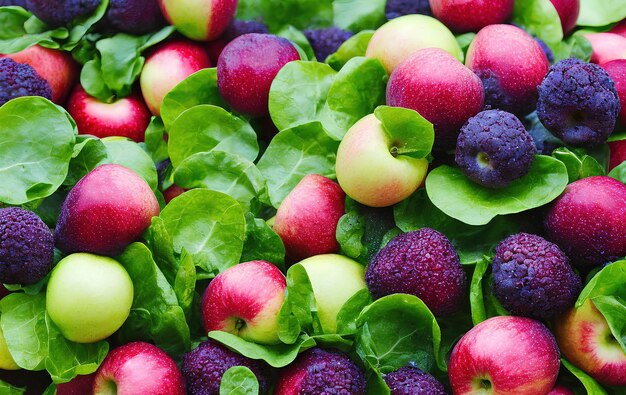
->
(163, 184), (187, 204)
(1, 45), (78, 104)
(201, 260), (286, 345)
(273, 174), (345, 261)
(67, 85), (151, 142)
(609, 139), (626, 171)
(466, 24), (550, 116)
(140, 39), (211, 116)
(387, 47), (484, 149)
(217, 33), (300, 116)
(585, 33), (626, 65)
(93, 342), (185, 395)
(610, 19), (626, 39)
(602, 59), (626, 126)
(158, 0), (237, 41)
(56, 373), (96, 395)
(55, 164), (160, 256)
(544, 176), (626, 270)
(448, 316), (560, 394)
(548, 385), (575, 395)
(428, 0), (515, 34)
(555, 299), (626, 386)
(550, 0), (580, 35)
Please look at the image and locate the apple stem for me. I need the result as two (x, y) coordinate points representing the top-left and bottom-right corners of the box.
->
(390, 147), (398, 158)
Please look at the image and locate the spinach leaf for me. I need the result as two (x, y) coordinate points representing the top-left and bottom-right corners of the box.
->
(577, 260), (626, 306)
(609, 161), (626, 183)
(335, 288), (372, 335)
(0, 380), (24, 395)
(552, 147), (605, 182)
(512, 0), (562, 52)
(64, 136), (108, 187)
(333, 0), (386, 32)
(0, 7), (68, 53)
(236, 0), (333, 31)
(144, 216), (179, 285)
(374, 106), (434, 159)
(275, 25), (316, 61)
(144, 116), (169, 163)
(102, 138), (158, 190)
(592, 295), (626, 351)
(241, 213), (286, 269)
(425, 155), (568, 225)
(0, 97), (76, 205)
(219, 366), (260, 395)
(63, 0), (109, 50)
(174, 249), (197, 320)
(561, 359), (609, 395)
(159, 189), (246, 276)
(469, 258), (491, 325)
(326, 30), (374, 70)
(578, 0), (626, 26)
(277, 264), (322, 344)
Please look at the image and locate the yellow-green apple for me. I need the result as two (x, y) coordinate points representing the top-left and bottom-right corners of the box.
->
(67, 85), (152, 142)
(429, 0), (515, 33)
(0, 324), (18, 370)
(201, 260), (286, 345)
(466, 24), (549, 116)
(603, 60), (626, 127)
(549, 0), (580, 35)
(387, 47), (484, 150)
(336, 113), (430, 207)
(46, 253), (133, 343)
(585, 33), (626, 66)
(366, 14), (463, 74)
(140, 39), (211, 116)
(54, 164), (160, 256)
(158, 0), (237, 41)
(448, 316), (560, 394)
(273, 174), (345, 261)
(217, 33), (300, 116)
(297, 254), (367, 333)
(93, 342), (185, 395)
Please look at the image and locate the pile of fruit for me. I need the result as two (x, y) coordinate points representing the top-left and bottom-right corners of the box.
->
(0, 0), (625, 394)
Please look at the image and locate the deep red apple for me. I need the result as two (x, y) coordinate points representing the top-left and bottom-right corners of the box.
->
(93, 342), (185, 395)
(55, 164), (160, 256)
(67, 85), (152, 142)
(387, 47), (484, 149)
(217, 33), (300, 116)
(602, 59), (626, 126)
(585, 33), (626, 65)
(448, 316), (560, 394)
(609, 138), (626, 171)
(163, 184), (187, 204)
(56, 373), (96, 395)
(273, 174), (345, 261)
(610, 19), (626, 39)
(201, 260), (286, 345)
(548, 385), (575, 395)
(549, 0), (580, 35)
(555, 299), (626, 387)
(428, 0), (514, 33)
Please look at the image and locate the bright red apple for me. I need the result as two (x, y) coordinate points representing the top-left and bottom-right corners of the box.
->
(55, 164), (160, 256)
(67, 85), (152, 142)
(550, 0), (580, 35)
(602, 59), (626, 126)
(201, 260), (286, 345)
(585, 33), (626, 65)
(448, 316), (560, 394)
(93, 342), (185, 395)
(158, 0), (237, 41)
(428, 0), (515, 33)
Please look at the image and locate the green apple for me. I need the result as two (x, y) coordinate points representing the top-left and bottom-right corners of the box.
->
(336, 113), (430, 208)
(0, 324), (19, 370)
(298, 254), (367, 333)
(46, 253), (134, 343)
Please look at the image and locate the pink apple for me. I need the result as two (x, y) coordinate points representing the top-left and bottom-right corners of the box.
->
(428, 0), (515, 34)
(201, 260), (286, 345)
(466, 24), (550, 116)
(273, 174), (345, 261)
(140, 39), (211, 116)
(555, 299), (626, 386)
(610, 19), (626, 39)
(448, 316), (560, 394)
(387, 47), (484, 149)
(550, 0), (580, 35)
(55, 164), (160, 256)
(585, 33), (626, 65)
(93, 342), (185, 395)
(67, 85), (151, 142)
(602, 59), (626, 126)
(56, 373), (96, 395)
(609, 139), (626, 171)
(158, 0), (237, 41)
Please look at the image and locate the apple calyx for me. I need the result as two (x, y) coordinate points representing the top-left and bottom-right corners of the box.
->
(472, 376), (493, 393)
(99, 379), (117, 395)
(375, 106), (434, 160)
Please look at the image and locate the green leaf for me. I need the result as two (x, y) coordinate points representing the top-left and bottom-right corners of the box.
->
(159, 189), (246, 276)
(591, 295), (626, 351)
(116, 243), (190, 357)
(326, 30), (374, 70)
(0, 379), (24, 395)
(561, 359), (609, 395)
(333, 0), (387, 32)
(552, 147), (606, 183)
(102, 138), (158, 190)
(160, 68), (228, 130)
(173, 151), (268, 213)
(554, 33), (594, 62)
(219, 366), (260, 395)
(578, 0), (626, 26)
(425, 155), (569, 225)
(275, 25), (316, 61)
(456, 32), (476, 54)
(80, 58), (113, 102)
(144, 116), (169, 163)
(64, 136), (108, 187)
(238, 0), (333, 31)
(0, 7), (68, 53)
(374, 106), (434, 159)
(609, 161), (626, 183)
(241, 213), (286, 269)
(336, 288), (372, 335)
(257, 122), (339, 208)
(63, 0), (109, 50)
(336, 210), (367, 259)
(0, 97), (76, 205)
(469, 258), (490, 325)
(356, 294), (442, 374)
(168, 105), (259, 167)
(512, 0), (563, 51)
(277, 264), (322, 344)
(174, 249), (197, 319)
(576, 260), (626, 307)
(144, 216), (179, 285)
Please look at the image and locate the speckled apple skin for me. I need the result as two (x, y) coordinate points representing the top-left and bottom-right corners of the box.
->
(201, 260), (286, 345)
(429, 0), (514, 33)
(585, 33), (626, 66)
(93, 342), (185, 395)
(159, 0), (237, 41)
(550, 0), (580, 35)
(554, 299), (626, 387)
(387, 47), (484, 149)
(603, 60), (626, 127)
(55, 164), (160, 256)
(217, 33), (300, 116)
(67, 85), (151, 142)
(448, 316), (560, 395)
(273, 174), (345, 261)
(466, 24), (549, 116)
(544, 176), (626, 270)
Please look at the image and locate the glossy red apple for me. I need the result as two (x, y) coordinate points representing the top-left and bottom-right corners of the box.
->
(609, 139), (626, 171)
(201, 260), (286, 345)
(550, 0), (580, 35)
(585, 33), (626, 65)
(56, 373), (96, 395)
(555, 299), (626, 386)
(158, 0), (237, 41)
(93, 342), (185, 395)
(163, 184), (187, 204)
(428, 0), (515, 33)
(67, 85), (151, 142)
(273, 174), (345, 261)
(448, 316), (560, 394)
(140, 39), (211, 116)
(602, 59), (626, 126)
(55, 164), (160, 256)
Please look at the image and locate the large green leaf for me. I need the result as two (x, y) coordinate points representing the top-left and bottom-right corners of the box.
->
(578, 0), (626, 26)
